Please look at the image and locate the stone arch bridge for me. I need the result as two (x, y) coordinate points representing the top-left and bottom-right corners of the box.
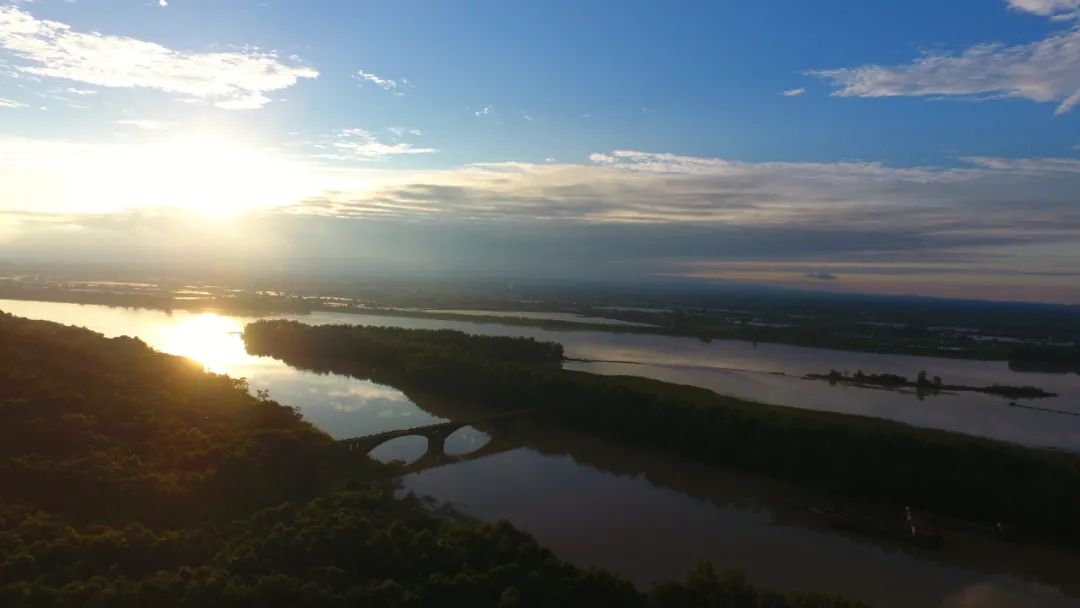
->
(340, 409), (542, 474)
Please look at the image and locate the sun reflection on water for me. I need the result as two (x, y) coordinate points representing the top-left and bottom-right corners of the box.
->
(156, 313), (256, 374)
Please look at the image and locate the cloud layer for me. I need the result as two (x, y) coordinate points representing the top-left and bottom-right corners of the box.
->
(294, 150), (1080, 250)
(0, 6), (317, 109)
(2, 137), (1078, 301)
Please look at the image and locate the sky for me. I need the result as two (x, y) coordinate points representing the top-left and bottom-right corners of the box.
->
(0, 0), (1078, 303)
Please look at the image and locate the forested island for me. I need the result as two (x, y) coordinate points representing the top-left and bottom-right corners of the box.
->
(807, 369), (1058, 399)
(243, 320), (1080, 549)
(0, 312), (868, 607)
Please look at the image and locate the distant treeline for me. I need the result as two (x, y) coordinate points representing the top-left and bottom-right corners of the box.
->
(1008, 346), (1080, 374)
(244, 320), (1080, 547)
(0, 312), (864, 607)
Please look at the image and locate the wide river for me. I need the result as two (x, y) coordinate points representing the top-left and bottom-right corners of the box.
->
(3, 299), (1079, 607)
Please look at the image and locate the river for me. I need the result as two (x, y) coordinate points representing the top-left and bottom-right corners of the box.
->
(2, 299), (1078, 607)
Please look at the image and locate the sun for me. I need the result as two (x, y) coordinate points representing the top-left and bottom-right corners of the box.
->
(124, 135), (318, 217)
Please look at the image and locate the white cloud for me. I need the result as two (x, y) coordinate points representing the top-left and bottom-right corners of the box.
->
(0, 6), (317, 109)
(0, 96), (27, 108)
(64, 87), (96, 95)
(521, 111), (534, 121)
(781, 87), (805, 97)
(474, 104), (493, 117)
(812, 2), (1080, 114)
(354, 69), (409, 95)
(1008, 0), (1080, 19)
(115, 118), (175, 130)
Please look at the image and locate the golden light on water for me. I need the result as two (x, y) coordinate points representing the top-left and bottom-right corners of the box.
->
(156, 313), (254, 374)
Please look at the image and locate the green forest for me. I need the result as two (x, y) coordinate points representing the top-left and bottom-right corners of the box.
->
(0, 312), (866, 607)
(243, 320), (1080, 547)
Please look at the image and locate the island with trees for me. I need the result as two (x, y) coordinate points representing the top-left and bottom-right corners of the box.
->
(806, 369), (1058, 399)
(243, 320), (1080, 550)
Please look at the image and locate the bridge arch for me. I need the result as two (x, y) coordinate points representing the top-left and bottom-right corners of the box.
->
(443, 425), (493, 457)
(368, 434), (430, 465)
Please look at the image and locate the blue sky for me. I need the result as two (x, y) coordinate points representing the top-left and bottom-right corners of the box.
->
(0, 0), (1078, 302)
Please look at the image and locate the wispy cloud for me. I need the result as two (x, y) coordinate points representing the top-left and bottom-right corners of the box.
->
(0, 6), (317, 109)
(781, 87), (805, 97)
(0, 97), (27, 108)
(315, 128), (437, 161)
(115, 119), (175, 130)
(354, 69), (410, 95)
(474, 104), (493, 117)
(811, 1), (1080, 114)
(384, 126), (424, 138)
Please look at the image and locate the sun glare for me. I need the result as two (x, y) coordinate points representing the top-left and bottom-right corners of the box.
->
(157, 313), (254, 373)
(140, 136), (316, 217)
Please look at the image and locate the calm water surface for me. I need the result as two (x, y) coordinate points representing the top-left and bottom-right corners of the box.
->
(3, 299), (1078, 607)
